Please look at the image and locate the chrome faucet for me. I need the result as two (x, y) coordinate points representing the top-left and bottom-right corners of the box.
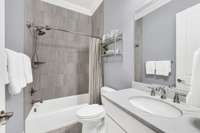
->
(148, 86), (167, 99)
(32, 99), (43, 105)
(173, 93), (180, 103)
(148, 87), (156, 96)
(158, 87), (167, 99)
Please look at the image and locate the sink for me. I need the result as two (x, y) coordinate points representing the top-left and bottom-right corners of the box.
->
(129, 96), (183, 118)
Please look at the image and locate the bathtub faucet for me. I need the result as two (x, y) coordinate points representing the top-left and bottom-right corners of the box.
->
(32, 99), (43, 105)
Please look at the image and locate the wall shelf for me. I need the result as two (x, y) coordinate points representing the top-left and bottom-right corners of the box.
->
(102, 35), (123, 49)
(101, 33), (123, 57)
(101, 53), (122, 57)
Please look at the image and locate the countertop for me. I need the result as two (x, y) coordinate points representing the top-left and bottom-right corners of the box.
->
(102, 88), (200, 133)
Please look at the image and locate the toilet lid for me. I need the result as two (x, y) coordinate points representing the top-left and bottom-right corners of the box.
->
(76, 104), (105, 119)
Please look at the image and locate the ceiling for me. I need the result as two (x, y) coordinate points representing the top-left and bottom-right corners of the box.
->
(41, 0), (103, 16)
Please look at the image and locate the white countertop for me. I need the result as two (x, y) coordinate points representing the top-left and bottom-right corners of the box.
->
(102, 88), (200, 133)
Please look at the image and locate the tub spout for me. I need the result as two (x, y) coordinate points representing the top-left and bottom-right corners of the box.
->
(32, 99), (43, 105)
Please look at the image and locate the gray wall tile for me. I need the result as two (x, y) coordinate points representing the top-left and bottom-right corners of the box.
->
(24, 0), (95, 118)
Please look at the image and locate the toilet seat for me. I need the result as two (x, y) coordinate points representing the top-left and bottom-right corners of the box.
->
(76, 104), (105, 120)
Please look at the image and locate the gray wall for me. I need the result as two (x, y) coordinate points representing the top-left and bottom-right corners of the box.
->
(92, 3), (104, 37)
(0, 0), (5, 48)
(141, 0), (200, 85)
(104, 0), (135, 89)
(5, 0), (25, 133)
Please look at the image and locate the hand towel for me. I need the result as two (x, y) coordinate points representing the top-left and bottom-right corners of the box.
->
(22, 54), (33, 84)
(155, 61), (171, 76)
(0, 49), (9, 85)
(6, 49), (26, 95)
(145, 61), (156, 75)
(187, 48), (200, 107)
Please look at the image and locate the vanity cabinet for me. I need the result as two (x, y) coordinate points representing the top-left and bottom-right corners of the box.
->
(105, 115), (126, 133)
(102, 97), (155, 133)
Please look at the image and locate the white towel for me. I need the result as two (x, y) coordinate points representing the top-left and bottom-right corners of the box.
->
(145, 61), (156, 75)
(6, 49), (27, 95)
(0, 49), (9, 84)
(155, 61), (171, 76)
(22, 54), (33, 84)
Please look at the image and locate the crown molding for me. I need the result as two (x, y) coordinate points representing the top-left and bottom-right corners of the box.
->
(135, 0), (172, 20)
(41, 0), (103, 16)
(90, 0), (103, 15)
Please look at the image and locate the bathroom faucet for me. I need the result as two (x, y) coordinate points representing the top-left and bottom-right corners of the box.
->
(159, 87), (167, 99)
(173, 92), (186, 103)
(173, 93), (180, 103)
(150, 87), (156, 96)
(148, 87), (156, 96)
(32, 99), (43, 105)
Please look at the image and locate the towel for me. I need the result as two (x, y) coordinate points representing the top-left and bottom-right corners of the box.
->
(22, 54), (33, 84)
(145, 61), (156, 75)
(187, 48), (200, 107)
(0, 49), (9, 84)
(6, 49), (27, 95)
(155, 61), (171, 76)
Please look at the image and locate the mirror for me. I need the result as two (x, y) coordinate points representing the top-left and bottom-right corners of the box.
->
(134, 0), (200, 91)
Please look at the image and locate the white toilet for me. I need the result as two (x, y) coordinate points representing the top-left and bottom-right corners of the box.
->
(76, 87), (116, 133)
(76, 104), (105, 133)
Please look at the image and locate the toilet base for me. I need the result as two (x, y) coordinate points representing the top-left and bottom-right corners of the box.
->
(82, 119), (105, 133)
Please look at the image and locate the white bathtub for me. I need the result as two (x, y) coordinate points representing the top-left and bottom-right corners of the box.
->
(26, 94), (89, 133)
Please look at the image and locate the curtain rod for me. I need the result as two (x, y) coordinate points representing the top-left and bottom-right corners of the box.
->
(26, 22), (102, 40)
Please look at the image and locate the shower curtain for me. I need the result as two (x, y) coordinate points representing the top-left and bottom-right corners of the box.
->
(89, 38), (103, 104)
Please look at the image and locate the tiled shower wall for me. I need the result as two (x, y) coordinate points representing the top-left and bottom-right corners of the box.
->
(24, 0), (94, 117)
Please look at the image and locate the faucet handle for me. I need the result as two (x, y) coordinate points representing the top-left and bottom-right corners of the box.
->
(148, 87), (156, 96)
(31, 87), (38, 96)
(173, 93), (180, 103)
(151, 89), (156, 96)
(160, 87), (167, 99)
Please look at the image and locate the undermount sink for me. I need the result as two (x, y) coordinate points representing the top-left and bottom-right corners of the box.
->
(129, 96), (183, 118)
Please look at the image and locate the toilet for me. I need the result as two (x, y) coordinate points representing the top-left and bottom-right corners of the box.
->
(76, 104), (105, 133)
(76, 87), (116, 133)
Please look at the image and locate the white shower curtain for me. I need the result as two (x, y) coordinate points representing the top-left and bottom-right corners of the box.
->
(89, 38), (103, 104)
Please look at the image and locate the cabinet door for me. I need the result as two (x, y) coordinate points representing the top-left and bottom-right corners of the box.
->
(105, 115), (126, 133)
(176, 3), (200, 90)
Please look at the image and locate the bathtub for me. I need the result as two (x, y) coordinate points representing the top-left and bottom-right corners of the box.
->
(26, 94), (89, 133)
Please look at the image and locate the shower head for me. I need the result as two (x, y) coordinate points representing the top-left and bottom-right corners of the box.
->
(34, 26), (46, 36)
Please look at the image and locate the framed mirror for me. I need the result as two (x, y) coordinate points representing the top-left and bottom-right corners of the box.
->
(134, 0), (200, 91)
